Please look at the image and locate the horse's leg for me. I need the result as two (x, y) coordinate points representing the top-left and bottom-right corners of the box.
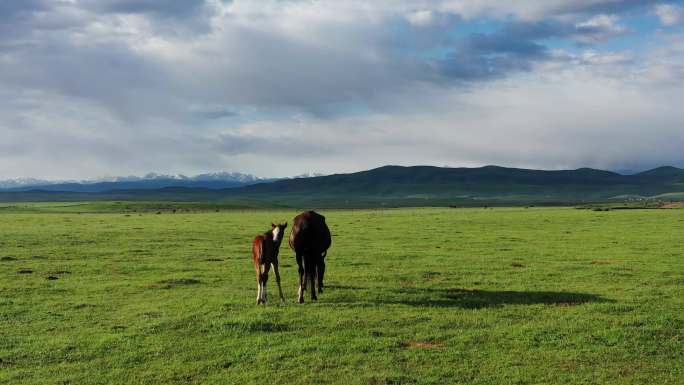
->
(253, 239), (264, 305)
(273, 262), (285, 304)
(317, 256), (325, 294)
(255, 263), (263, 305)
(261, 263), (270, 304)
(307, 256), (317, 301)
(297, 253), (305, 303)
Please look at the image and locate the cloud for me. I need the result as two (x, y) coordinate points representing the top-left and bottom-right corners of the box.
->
(655, 4), (684, 26)
(0, 0), (682, 178)
(435, 0), (651, 20)
(216, 132), (333, 157)
(573, 14), (628, 43)
(85, 0), (208, 16)
(223, 59), (684, 175)
(0, 0), (49, 20)
(0, 1), (645, 115)
(406, 10), (435, 27)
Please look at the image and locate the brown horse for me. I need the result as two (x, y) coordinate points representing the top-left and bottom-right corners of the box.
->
(289, 211), (331, 303)
(252, 222), (287, 305)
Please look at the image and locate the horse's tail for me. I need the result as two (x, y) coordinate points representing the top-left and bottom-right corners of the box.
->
(253, 236), (266, 265)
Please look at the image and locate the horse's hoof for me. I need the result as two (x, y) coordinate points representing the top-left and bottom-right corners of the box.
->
(298, 297), (304, 304)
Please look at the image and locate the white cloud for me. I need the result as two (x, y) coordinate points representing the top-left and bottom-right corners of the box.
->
(0, 0), (682, 179)
(573, 14), (628, 43)
(406, 9), (434, 26)
(655, 4), (684, 26)
(248, 61), (684, 175)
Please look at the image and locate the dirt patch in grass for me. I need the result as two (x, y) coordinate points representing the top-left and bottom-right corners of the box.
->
(591, 259), (617, 265)
(1, 256), (17, 261)
(367, 377), (416, 385)
(511, 262), (525, 268)
(45, 275), (59, 280)
(148, 278), (201, 289)
(662, 202), (684, 209)
(401, 340), (444, 349)
(17, 268), (33, 274)
(205, 258), (223, 262)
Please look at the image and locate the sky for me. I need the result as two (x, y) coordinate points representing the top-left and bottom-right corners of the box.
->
(1, 0), (683, 179)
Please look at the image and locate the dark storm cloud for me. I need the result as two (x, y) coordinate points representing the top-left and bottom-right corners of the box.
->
(434, 17), (625, 81)
(438, 26), (548, 80)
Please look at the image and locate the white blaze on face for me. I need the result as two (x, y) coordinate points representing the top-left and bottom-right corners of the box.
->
(272, 226), (281, 242)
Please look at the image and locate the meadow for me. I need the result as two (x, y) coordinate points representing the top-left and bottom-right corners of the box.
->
(1, 204), (683, 384)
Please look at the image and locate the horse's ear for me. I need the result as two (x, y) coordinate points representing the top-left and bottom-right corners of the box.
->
(283, 222), (288, 228)
(271, 223), (276, 228)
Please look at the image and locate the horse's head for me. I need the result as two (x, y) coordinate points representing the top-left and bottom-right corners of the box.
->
(271, 222), (287, 244)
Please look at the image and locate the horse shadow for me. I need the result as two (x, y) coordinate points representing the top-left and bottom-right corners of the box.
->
(326, 285), (612, 309)
(391, 287), (612, 308)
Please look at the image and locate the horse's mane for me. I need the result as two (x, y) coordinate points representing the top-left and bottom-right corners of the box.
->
(262, 229), (275, 241)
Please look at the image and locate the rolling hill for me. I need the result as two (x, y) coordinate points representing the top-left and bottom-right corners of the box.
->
(1, 165), (684, 207)
(217, 165), (684, 207)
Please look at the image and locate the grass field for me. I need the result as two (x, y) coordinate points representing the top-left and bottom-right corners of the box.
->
(1, 205), (683, 384)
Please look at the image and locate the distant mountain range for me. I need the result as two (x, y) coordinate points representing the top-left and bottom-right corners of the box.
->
(1, 165), (683, 207)
(0, 172), (278, 192)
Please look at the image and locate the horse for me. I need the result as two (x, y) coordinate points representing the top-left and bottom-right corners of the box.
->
(289, 211), (331, 303)
(252, 222), (287, 305)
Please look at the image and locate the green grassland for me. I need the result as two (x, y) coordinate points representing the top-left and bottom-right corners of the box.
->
(1, 205), (683, 384)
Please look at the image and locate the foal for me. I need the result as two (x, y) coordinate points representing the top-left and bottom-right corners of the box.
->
(252, 223), (287, 304)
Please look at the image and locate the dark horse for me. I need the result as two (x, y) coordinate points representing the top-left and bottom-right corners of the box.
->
(289, 211), (331, 303)
(252, 222), (287, 305)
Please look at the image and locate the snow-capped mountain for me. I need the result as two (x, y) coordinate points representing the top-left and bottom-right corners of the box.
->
(0, 178), (57, 189)
(0, 172), (275, 192)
